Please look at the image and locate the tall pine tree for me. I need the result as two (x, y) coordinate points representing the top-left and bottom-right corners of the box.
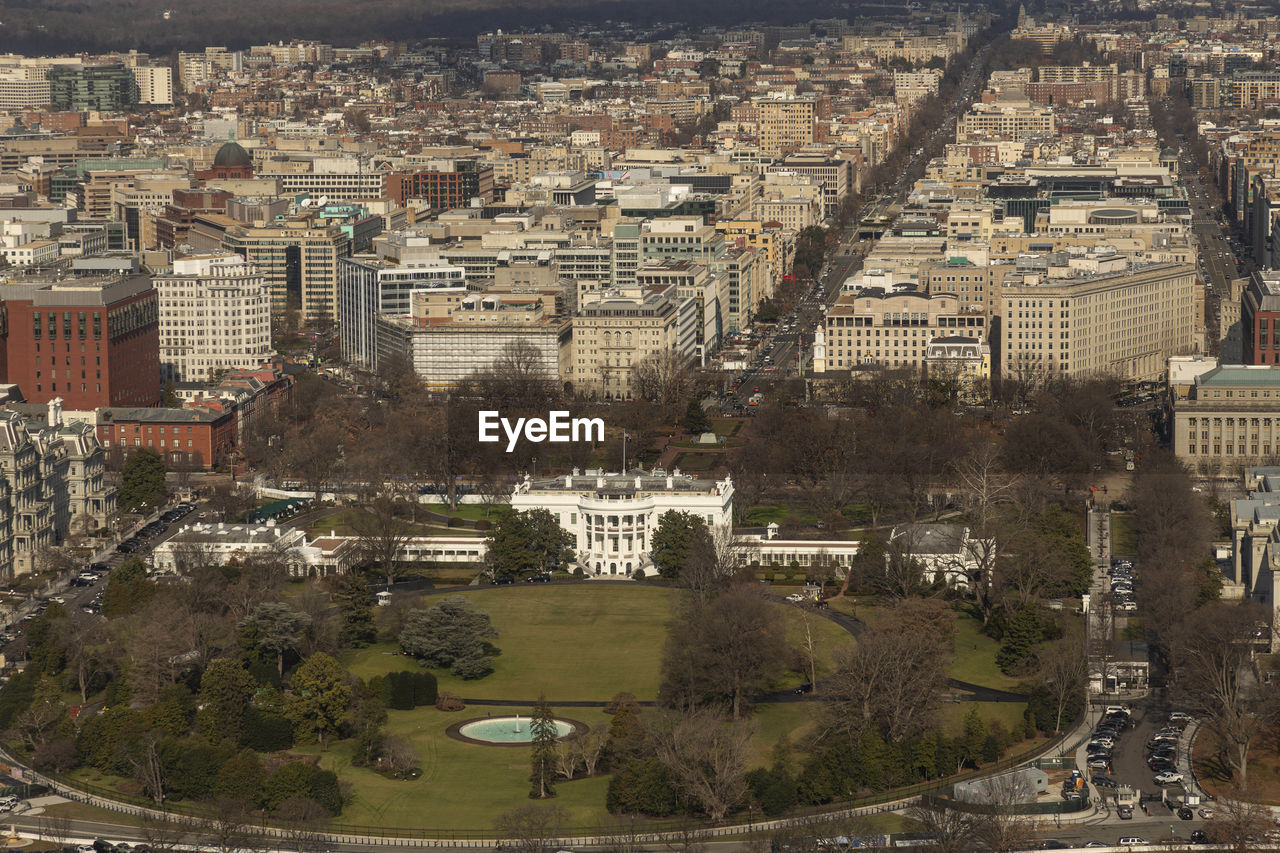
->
(335, 573), (377, 648)
(529, 696), (558, 799)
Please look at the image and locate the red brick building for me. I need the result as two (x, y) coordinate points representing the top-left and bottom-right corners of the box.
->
(0, 274), (160, 409)
(97, 405), (236, 470)
(385, 161), (494, 209)
(1244, 272), (1280, 365)
(195, 141), (254, 183)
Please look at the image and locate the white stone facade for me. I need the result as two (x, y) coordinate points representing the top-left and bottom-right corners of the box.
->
(155, 253), (275, 383)
(510, 469), (735, 577)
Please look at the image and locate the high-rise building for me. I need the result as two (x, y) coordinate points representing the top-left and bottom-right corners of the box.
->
(0, 274), (160, 409)
(1243, 271), (1280, 365)
(337, 255), (466, 370)
(221, 220), (351, 319)
(1000, 263), (1197, 384)
(47, 64), (139, 111)
(154, 253), (275, 383)
(131, 65), (173, 105)
(756, 99), (816, 156)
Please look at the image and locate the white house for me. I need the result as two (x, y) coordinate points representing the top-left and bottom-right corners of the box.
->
(888, 523), (990, 589)
(152, 521), (355, 577)
(509, 468), (734, 577)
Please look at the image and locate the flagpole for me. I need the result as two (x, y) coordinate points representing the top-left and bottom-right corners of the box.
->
(622, 433), (626, 473)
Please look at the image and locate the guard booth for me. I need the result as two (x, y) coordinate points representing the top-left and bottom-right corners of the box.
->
(376, 590), (393, 607)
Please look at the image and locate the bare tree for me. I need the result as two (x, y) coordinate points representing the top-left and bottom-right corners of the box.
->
(494, 804), (568, 853)
(58, 610), (112, 702)
(823, 601), (953, 744)
(659, 584), (789, 720)
(383, 735), (419, 775)
(1039, 632), (1087, 734)
(129, 730), (167, 806)
(38, 813), (72, 850)
(965, 774), (1037, 853)
(348, 489), (416, 588)
(577, 723), (610, 776)
(632, 350), (694, 411)
(647, 709), (753, 822)
(554, 736), (581, 780)
(199, 797), (268, 853)
(905, 797), (977, 853)
(1204, 790), (1276, 853)
(139, 811), (195, 853)
(1173, 602), (1279, 790)
(274, 796), (332, 853)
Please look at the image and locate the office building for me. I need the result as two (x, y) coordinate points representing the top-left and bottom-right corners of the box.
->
(1001, 263), (1196, 383)
(47, 64), (139, 111)
(154, 253), (274, 383)
(337, 255), (466, 370)
(221, 220), (351, 320)
(0, 274), (160, 409)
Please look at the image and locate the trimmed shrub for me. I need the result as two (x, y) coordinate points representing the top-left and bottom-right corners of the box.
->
(435, 691), (464, 712)
(411, 672), (437, 706)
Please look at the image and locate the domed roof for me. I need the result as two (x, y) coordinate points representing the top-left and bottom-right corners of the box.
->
(213, 141), (252, 168)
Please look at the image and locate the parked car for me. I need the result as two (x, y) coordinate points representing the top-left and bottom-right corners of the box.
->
(526, 573), (551, 584)
(1087, 757), (1110, 770)
(1155, 771), (1184, 785)
(493, 575), (515, 585)
(785, 593), (807, 603)
(1179, 806), (1194, 820)
(1117, 838), (1149, 847)
(1091, 774), (1119, 788)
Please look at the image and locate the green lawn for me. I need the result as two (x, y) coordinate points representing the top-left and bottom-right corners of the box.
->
(939, 701), (1034, 738)
(1111, 512), (1137, 556)
(348, 586), (853, 703)
(300, 703), (616, 831)
(949, 613), (1025, 692)
(348, 586), (680, 701)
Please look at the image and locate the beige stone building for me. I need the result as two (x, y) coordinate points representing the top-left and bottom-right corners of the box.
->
(756, 99), (816, 156)
(957, 99), (1056, 142)
(572, 285), (696, 400)
(221, 220), (351, 320)
(1000, 263), (1197, 384)
(1173, 366), (1280, 471)
(376, 291), (571, 391)
(813, 289), (987, 372)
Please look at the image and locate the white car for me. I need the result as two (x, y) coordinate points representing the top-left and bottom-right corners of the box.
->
(1154, 771), (1184, 785)
(785, 593), (806, 603)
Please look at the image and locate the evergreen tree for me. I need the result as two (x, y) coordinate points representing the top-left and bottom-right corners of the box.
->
(650, 511), (702, 579)
(528, 696), (558, 799)
(119, 448), (166, 513)
(198, 657), (257, 745)
(334, 573), (377, 648)
(486, 508), (575, 579)
(995, 605), (1043, 675)
(683, 399), (710, 434)
(961, 706), (987, 768)
(399, 595), (498, 679)
(285, 653), (350, 749)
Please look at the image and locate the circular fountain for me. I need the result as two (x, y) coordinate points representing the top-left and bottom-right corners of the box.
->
(454, 715), (577, 745)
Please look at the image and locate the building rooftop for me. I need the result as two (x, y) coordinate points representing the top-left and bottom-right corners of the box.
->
(518, 468), (730, 496)
(1194, 365), (1280, 387)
